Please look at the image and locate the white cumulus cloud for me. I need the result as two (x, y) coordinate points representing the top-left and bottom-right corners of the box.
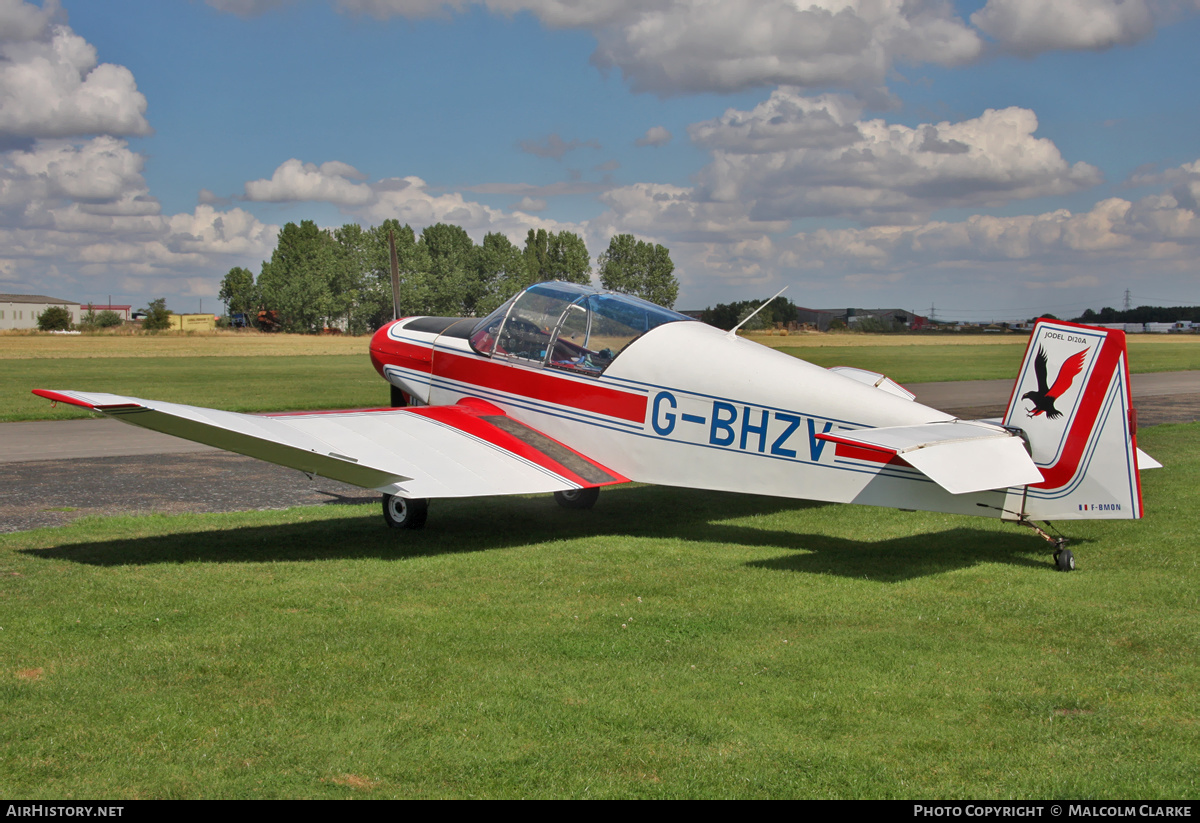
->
(972, 0), (1156, 55)
(688, 95), (1103, 224)
(0, 7), (150, 139)
(512, 196), (546, 212)
(265, 0), (981, 95)
(0, 137), (160, 231)
(594, 93), (1103, 242)
(689, 91), (864, 153)
(635, 126), (672, 147)
(210, 0), (1200, 95)
(0, 2), (280, 302)
(760, 159), (1200, 292)
(588, 0), (982, 95)
(244, 159), (375, 205)
(360, 175), (580, 244)
(594, 182), (789, 243)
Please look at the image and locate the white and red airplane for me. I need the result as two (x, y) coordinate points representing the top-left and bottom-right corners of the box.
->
(34, 280), (1158, 571)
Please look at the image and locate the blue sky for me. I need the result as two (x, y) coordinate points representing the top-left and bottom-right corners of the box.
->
(2, 0), (1198, 321)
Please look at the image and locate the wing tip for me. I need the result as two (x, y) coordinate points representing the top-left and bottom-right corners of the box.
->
(32, 389), (143, 412)
(32, 389), (94, 409)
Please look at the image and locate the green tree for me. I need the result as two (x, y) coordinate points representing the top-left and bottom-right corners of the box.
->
(474, 232), (529, 314)
(219, 266), (259, 324)
(597, 233), (678, 308)
(94, 310), (123, 328)
(641, 242), (677, 308)
(548, 231), (591, 284)
(37, 305), (73, 331)
(370, 221), (434, 324)
(258, 220), (336, 333)
(523, 228), (551, 285)
(141, 298), (172, 331)
(330, 223), (381, 335)
(702, 297), (799, 331)
(523, 229), (591, 286)
(420, 223), (477, 316)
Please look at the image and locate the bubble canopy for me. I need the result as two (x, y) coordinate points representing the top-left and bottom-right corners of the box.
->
(469, 281), (692, 375)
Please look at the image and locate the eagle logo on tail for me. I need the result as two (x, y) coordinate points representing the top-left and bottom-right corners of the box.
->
(1022, 346), (1088, 419)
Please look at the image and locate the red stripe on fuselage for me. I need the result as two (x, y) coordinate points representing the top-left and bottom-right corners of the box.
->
(431, 349), (647, 423)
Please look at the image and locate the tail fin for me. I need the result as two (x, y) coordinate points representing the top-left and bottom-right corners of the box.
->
(1002, 320), (1144, 520)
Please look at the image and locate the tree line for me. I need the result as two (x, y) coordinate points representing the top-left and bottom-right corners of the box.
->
(701, 297), (800, 331)
(219, 220), (677, 334)
(1072, 306), (1200, 324)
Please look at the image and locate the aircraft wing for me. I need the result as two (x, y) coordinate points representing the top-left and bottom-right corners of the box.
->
(816, 420), (1044, 495)
(32, 390), (627, 499)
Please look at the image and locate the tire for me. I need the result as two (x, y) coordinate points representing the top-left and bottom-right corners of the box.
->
(1055, 548), (1075, 572)
(554, 487), (599, 510)
(382, 494), (428, 529)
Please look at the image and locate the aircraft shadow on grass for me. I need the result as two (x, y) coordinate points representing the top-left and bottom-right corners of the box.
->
(25, 484), (1077, 582)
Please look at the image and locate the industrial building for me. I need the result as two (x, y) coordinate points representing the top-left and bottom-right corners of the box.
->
(0, 294), (81, 330)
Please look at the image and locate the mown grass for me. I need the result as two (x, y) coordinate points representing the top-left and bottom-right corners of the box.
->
(0, 330), (367, 359)
(1, 355), (385, 422)
(775, 335), (1200, 383)
(1, 424), (1196, 799)
(3, 332), (1198, 421)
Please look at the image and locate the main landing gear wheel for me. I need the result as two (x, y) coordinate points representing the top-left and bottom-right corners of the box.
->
(1054, 548), (1075, 572)
(382, 494), (428, 529)
(554, 487), (599, 510)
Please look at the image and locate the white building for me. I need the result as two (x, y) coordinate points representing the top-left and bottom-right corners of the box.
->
(0, 294), (82, 330)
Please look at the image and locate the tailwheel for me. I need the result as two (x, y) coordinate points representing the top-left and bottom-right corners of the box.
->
(1016, 517), (1074, 571)
(554, 487), (599, 510)
(382, 494), (428, 529)
(1054, 548), (1075, 572)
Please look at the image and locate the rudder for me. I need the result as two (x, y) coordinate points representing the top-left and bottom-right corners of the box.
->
(1002, 320), (1144, 520)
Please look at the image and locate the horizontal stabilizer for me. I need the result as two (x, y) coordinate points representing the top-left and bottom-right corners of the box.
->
(817, 420), (1044, 495)
(32, 390), (626, 499)
(1137, 448), (1162, 470)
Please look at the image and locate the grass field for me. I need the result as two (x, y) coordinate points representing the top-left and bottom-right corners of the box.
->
(3, 330), (1198, 422)
(771, 333), (1200, 383)
(0, 423), (1196, 798)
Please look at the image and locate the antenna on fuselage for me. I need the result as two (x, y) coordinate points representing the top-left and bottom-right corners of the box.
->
(388, 229), (401, 321)
(727, 286), (788, 338)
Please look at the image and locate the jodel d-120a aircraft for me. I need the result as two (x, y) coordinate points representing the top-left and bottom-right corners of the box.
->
(35, 280), (1158, 571)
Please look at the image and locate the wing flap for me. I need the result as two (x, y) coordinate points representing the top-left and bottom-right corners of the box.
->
(33, 390), (627, 498)
(818, 420), (1044, 495)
